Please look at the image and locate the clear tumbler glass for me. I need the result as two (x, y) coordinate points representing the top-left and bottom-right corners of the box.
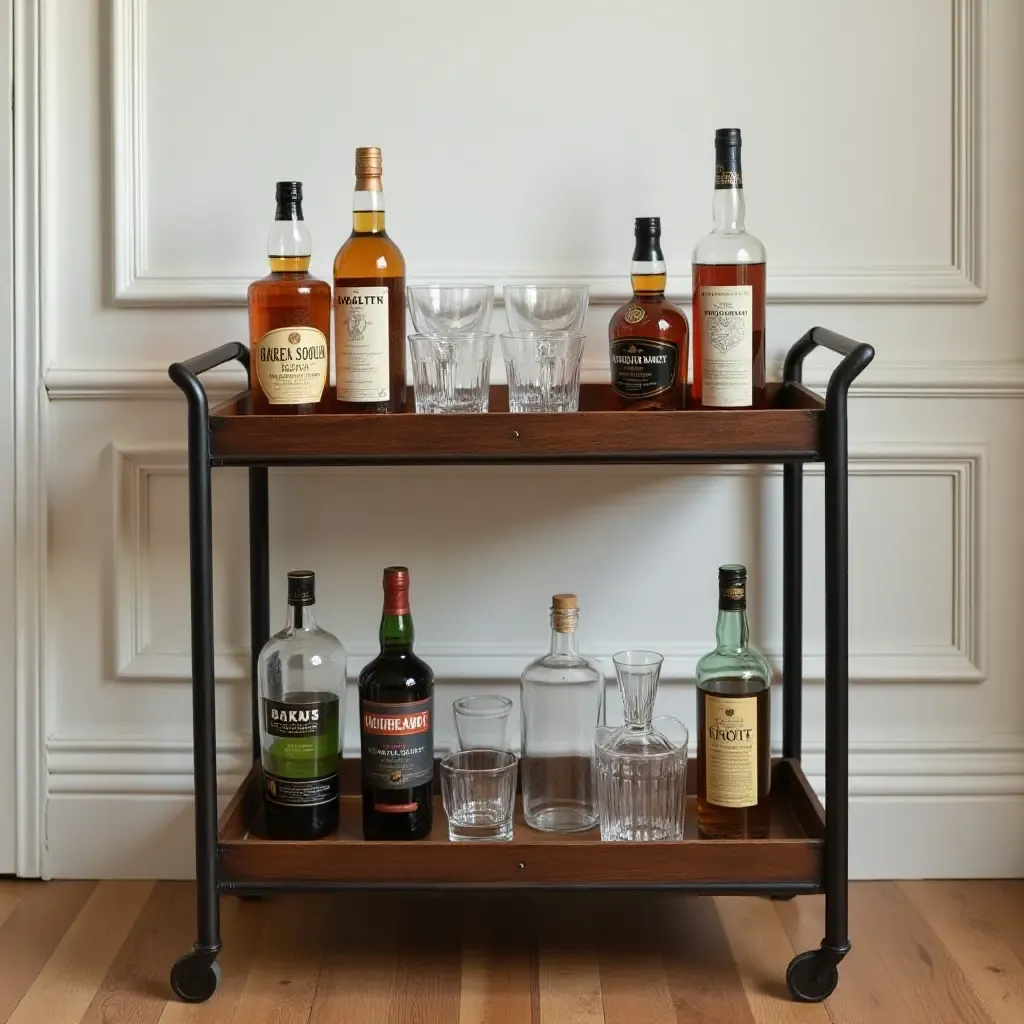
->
(520, 594), (604, 832)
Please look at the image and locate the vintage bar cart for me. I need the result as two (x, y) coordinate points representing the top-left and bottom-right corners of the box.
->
(167, 326), (873, 1004)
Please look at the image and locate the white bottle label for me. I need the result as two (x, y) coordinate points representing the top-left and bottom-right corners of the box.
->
(700, 285), (753, 407)
(255, 326), (327, 405)
(335, 285), (390, 403)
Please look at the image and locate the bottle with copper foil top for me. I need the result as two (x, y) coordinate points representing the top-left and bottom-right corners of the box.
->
(359, 567), (434, 840)
(247, 182), (331, 414)
(333, 147), (407, 413)
(519, 594), (604, 833)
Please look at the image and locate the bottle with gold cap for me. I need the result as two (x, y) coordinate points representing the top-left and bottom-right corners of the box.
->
(519, 593), (604, 833)
(333, 147), (407, 413)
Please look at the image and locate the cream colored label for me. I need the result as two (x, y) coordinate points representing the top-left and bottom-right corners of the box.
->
(255, 326), (327, 405)
(335, 285), (390, 402)
(704, 693), (758, 808)
(700, 285), (753, 407)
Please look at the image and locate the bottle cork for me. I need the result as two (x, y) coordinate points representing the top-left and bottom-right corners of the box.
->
(552, 594), (578, 611)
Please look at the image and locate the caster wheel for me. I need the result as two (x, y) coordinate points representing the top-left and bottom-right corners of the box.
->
(170, 952), (221, 1003)
(786, 949), (838, 1003)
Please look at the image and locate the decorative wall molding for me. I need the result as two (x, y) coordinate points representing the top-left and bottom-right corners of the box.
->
(46, 733), (1024, 799)
(108, 444), (986, 686)
(45, 359), (1024, 401)
(110, 0), (986, 306)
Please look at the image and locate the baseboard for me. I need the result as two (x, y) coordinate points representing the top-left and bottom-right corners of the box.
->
(41, 736), (1024, 880)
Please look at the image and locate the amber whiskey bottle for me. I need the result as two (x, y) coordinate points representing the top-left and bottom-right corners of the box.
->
(691, 129), (767, 408)
(247, 182), (331, 415)
(608, 217), (688, 410)
(359, 567), (434, 840)
(695, 565), (772, 839)
(333, 148), (407, 414)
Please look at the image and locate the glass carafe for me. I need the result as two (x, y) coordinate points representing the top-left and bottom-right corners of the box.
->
(520, 594), (604, 832)
(594, 650), (688, 841)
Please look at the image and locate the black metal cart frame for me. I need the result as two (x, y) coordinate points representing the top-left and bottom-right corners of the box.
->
(167, 326), (874, 1004)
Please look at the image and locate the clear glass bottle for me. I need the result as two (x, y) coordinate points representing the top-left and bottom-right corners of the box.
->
(695, 564), (772, 839)
(520, 594), (604, 832)
(258, 570), (347, 840)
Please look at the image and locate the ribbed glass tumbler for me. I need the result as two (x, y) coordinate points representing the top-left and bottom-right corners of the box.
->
(440, 749), (518, 842)
(594, 651), (688, 841)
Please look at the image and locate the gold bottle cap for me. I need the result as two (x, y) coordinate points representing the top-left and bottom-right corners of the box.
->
(552, 594), (578, 611)
(355, 146), (382, 191)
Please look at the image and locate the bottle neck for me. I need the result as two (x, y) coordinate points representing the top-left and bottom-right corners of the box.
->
(715, 606), (749, 649)
(549, 625), (580, 658)
(268, 203), (311, 273)
(712, 148), (746, 232)
(287, 601), (317, 631)
(352, 187), (386, 235)
(631, 234), (665, 296)
(380, 610), (414, 652)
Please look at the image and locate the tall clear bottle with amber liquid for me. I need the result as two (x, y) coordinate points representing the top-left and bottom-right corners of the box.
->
(608, 217), (689, 410)
(695, 565), (772, 838)
(691, 129), (766, 408)
(247, 181), (331, 414)
(333, 147), (407, 413)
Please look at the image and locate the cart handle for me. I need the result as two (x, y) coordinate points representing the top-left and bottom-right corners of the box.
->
(168, 342), (250, 411)
(783, 327), (875, 403)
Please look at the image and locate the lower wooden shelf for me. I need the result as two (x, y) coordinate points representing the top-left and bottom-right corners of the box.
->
(217, 758), (825, 892)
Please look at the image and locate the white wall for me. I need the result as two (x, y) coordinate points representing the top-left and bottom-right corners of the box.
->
(24, 0), (1024, 878)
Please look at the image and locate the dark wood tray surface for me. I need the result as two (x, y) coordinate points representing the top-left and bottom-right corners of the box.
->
(218, 758), (825, 888)
(208, 384), (825, 466)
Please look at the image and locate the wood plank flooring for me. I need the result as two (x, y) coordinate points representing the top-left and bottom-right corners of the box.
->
(0, 881), (1022, 1023)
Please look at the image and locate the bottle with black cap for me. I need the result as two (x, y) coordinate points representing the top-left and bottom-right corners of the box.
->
(258, 570), (346, 840)
(608, 217), (689, 410)
(247, 181), (332, 415)
(695, 565), (772, 838)
(691, 129), (767, 408)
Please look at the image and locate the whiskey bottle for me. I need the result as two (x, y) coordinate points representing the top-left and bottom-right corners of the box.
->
(695, 565), (772, 838)
(691, 129), (767, 408)
(608, 217), (688, 410)
(333, 147), (407, 413)
(247, 182), (331, 415)
(359, 567), (434, 840)
(258, 571), (346, 840)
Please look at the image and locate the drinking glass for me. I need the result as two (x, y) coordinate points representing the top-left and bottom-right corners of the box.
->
(499, 332), (585, 413)
(594, 651), (688, 841)
(503, 285), (589, 334)
(440, 749), (518, 842)
(453, 695), (513, 751)
(407, 285), (494, 334)
(408, 331), (494, 413)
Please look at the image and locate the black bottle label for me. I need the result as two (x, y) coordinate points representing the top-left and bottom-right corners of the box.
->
(360, 696), (434, 790)
(263, 769), (339, 808)
(610, 338), (678, 398)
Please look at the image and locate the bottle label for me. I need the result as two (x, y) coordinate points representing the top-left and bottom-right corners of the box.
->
(263, 695), (334, 738)
(610, 338), (678, 399)
(335, 285), (390, 402)
(360, 696), (433, 790)
(699, 285), (753, 407)
(255, 326), (327, 405)
(704, 693), (758, 808)
(263, 769), (339, 808)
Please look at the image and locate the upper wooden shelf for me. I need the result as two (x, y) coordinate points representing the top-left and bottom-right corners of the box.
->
(208, 383), (825, 466)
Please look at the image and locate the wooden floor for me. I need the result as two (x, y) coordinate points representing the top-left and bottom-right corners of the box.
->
(0, 881), (1022, 1022)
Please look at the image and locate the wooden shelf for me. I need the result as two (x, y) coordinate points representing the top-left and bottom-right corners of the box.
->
(208, 383), (825, 466)
(217, 758), (825, 891)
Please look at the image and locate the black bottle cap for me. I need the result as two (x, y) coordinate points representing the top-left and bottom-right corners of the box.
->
(275, 181), (303, 204)
(718, 564), (747, 609)
(287, 570), (315, 606)
(715, 128), (742, 148)
(634, 216), (661, 237)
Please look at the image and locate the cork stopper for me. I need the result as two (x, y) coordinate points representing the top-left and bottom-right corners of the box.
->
(355, 146), (382, 191)
(551, 593), (579, 632)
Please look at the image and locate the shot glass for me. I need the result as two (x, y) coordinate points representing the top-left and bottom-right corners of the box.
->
(453, 695), (513, 751)
(407, 285), (494, 334)
(440, 749), (518, 842)
(499, 331), (585, 413)
(408, 331), (494, 413)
